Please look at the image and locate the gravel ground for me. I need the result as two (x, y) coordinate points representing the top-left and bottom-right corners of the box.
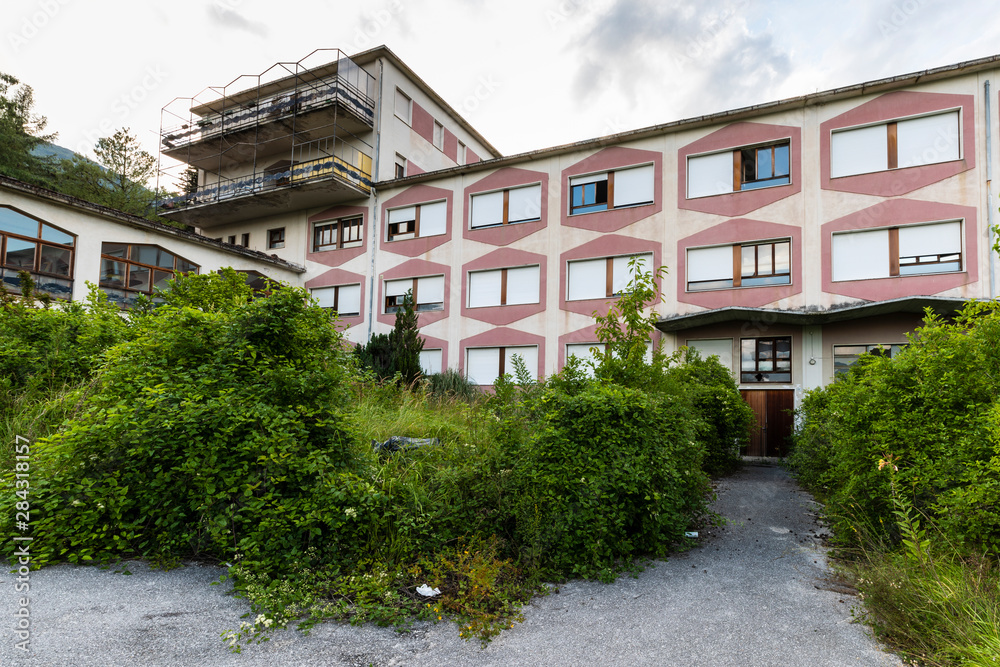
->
(1, 463), (903, 666)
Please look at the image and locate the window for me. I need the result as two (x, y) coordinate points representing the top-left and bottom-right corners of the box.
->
(99, 243), (198, 308)
(268, 228), (285, 249)
(569, 164), (654, 214)
(470, 184), (541, 229)
(457, 141), (467, 165)
(468, 265), (540, 307)
(687, 239), (791, 291)
(834, 343), (905, 377)
(832, 221), (962, 281)
(394, 88), (411, 124)
(227, 235), (236, 245)
(567, 253), (651, 301)
(394, 154), (406, 179)
(831, 110), (960, 178)
(741, 337), (792, 383)
(687, 141), (790, 198)
(0, 207), (75, 300)
(433, 121), (444, 150)
(466, 345), (538, 385)
(313, 216), (363, 252)
(566, 341), (652, 377)
(420, 349), (443, 376)
(311, 284), (361, 317)
(384, 275), (445, 313)
(686, 339), (735, 375)
(241, 233), (250, 248)
(386, 201), (446, 241)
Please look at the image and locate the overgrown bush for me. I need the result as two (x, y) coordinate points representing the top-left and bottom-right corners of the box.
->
(355, 291), (423, 384)
(788, 302), (1000, 554)
(507, 381), (709, 580)
(1, 278), (367, 577)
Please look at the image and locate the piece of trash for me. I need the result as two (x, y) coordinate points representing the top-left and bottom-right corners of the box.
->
(373, 436), (441, 454)
(684, 531), (699, 538)
(416, 584), (441, 597)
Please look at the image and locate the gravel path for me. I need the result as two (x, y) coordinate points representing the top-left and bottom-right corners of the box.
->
(1, 463), (903, 666)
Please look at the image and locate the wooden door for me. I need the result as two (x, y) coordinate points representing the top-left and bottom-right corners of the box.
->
(740, 389), (794, 457)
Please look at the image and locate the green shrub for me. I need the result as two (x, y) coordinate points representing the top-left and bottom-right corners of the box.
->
(672, 348), (752, 476)
(1, 278), (366, 575)
(508, 382), (708, 580)
(788, 301), (1000, 554)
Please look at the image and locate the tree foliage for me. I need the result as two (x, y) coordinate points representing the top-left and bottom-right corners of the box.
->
(355, 291), (424, 385)
(0, 72), (57, 186)
(58, 128), (159, 218)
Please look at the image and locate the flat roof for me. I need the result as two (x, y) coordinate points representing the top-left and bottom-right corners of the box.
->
(655, 296), (971, 333)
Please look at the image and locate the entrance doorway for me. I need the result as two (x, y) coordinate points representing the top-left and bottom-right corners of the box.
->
(740, 389), (794, 457)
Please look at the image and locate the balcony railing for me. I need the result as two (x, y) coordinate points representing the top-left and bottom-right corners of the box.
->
(157, 138), (372, 212)
(160, 54), (376, 152)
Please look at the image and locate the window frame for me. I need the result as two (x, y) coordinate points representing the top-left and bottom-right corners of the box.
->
(830, 108), (962, 179)
(465, 345), (538, 385)
(566, 253), (652, 301)
(569, 163), (655, 215)
(0, 208), (76, 300)
(267, 227), (285, 249)
(313, 216), (363, 252)
(687, 238), (792, 292)
(98, 242), (199, 307)
(740, 336), (792, 384)
(433, 120), (444, 150)
(311, 283), (362, 317)
(385, 201), (446, 242)
(467, 265), (541, 308)
(831, 221), (963, 281)
(469, 183), (542, 229)
(240, 233), (250, 248)
(687, 140), (791, 199)
(833, 343), (906, 377)
(384, 275), (445, 314)
(394, 88), (412, 125)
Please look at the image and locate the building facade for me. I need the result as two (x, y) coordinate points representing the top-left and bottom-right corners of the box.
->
(149, 48), (1000, 454)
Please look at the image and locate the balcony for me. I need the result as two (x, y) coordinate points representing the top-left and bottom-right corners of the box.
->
(160, 50), (376, 166)
(157, 135), (372, 228)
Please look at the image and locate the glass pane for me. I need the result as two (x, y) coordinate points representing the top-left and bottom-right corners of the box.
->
(100, 259), (125, 287)
(758, 340), (773, 360)
(128, 265), (150, 292)
(0, 209), (39, 237)
(891, 344), (905, 357)
(39, 245), (72, 276)
(758, 244), (773, 275)
(774, 242), (790, 273)
(40, 224), (74, 246)
(153, 270), (173, 291)
(133, 245), (158, 265)
(741, 339), (756, 371)
(770, 372), (792, 383)
(757, 147), (772, 179)
(775, 338), (791, 359)
(776, 360), (791, 371)
(102, 243), (128, 258)
(758, 360), (774, 372)
(4, 239), (36, 269)
(774, 144), (790, 177)
(34, 274), (72, 299)
(156, 249), (175, 269)
(741, 245), (755, 277)
(177, 260), (198, 274)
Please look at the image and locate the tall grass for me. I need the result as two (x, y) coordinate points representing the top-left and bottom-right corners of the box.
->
(841, 485), (1000, 666)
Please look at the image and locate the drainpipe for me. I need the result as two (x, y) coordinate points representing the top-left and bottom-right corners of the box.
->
(987, 80), (998, 298)
(366, 57), (385, 341)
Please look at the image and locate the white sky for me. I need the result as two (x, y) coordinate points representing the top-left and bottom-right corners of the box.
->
(5, 0), (1000, 167)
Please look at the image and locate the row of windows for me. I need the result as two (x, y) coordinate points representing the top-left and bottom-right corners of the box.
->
(421, 337), (905, 387)
(311, 252), (653, 317)
(311, 217), (964, 316)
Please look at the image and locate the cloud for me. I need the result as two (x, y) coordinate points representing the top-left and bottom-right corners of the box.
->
(567, 0), (793, 121)
(207, 4), (269, 38)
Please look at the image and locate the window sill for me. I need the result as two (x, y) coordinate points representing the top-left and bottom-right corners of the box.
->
(687, 181), (790, 200)
(831, 269), (964, 283)
(830, 159), (962, 180)
(568, 201), (653, 217)
(686, 280), (792, 293)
